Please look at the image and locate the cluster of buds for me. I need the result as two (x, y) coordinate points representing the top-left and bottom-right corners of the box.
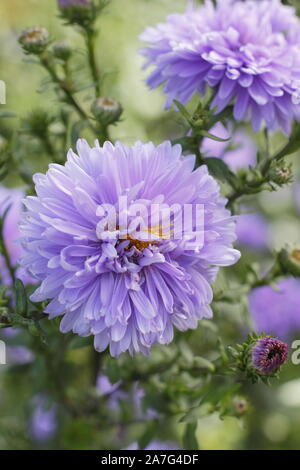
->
(278, 246), (300, 277)
(57, 0), (108, 27)
(228, 333), (288, 383)
(91, 97), (123, 126)
(18, 27), (49, 55)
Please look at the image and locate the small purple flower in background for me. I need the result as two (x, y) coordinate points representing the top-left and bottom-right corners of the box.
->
(0, 186), (31, 285)
(7, 345), (34, 365)
(20, 140), (240, 356)
(201, 123), (257, 171)
(236, 213), (269, 250)
(29, 396), (57, 443)
(96, 375), (121, 396)
(125, 440), (180, 450)
(251, 336), (288, 375)
(249, 278), (300, 339)
(58, 0), (91, 8)
(141, 0), (300, 133)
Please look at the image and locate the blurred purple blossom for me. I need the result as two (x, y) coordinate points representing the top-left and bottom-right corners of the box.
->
(29, 396), (57, 443)
(236, 213), (269, 250)
(249, 277), (300, 339)
(201, 122), (257, 171)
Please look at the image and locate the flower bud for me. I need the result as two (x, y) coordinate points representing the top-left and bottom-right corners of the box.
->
(52, 40), (72, 61)
(57, 0), (106, 26)
(19, 27), (49, 55)
(278, 247), (300, 276)
(268, 163), (293, 186)
(251, 337), (288, 376)
(232, 396), (249, 416)
(91, 97), (123, 126)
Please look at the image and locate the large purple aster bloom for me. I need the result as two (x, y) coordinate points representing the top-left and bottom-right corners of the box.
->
(249, 278), (300, 339)
(20, 140), (240, 356)
(141, 0), (300, 133)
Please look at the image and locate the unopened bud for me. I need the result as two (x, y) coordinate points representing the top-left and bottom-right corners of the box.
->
(91, 97), (123, 126)
(278, 247), (300, 277)
(251, 337), (288, 376)
(52, 40), (72, 61)
(269, 164), (293, 186)
(232, 396), (249, 416)
(19, 27), (49, 55)
(57, 0), (104, 26)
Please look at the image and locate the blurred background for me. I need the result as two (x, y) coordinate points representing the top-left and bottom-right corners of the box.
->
(0, 0), (300, 450)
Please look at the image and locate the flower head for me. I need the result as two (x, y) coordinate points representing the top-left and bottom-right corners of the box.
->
(141, 0), (300, 133)
(20, 140), (239, 356)
(251, 336), (288, 375)
(249, 278), (300, 339)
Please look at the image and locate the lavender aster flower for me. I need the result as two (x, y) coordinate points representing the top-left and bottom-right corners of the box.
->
(141, 0), (300, 133)
(201, 123), (257, 170)
(20, 140), (239, 356)
(251, 336), (288, 375)
(249, 278), (300, 339)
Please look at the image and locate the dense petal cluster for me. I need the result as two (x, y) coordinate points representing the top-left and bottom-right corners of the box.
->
(141, 0), (300, 133)
(251, 336), (288, 375)
(249, 278), (300, 339)
(20, 140), (240, 356)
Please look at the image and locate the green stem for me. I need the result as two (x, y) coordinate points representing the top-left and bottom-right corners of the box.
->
(85, 28), (101, 97)
(0, 237), (15, 286)
(39, 55), (97, 135)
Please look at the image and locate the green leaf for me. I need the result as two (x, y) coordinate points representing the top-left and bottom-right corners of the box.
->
(205, 157), (237, 185)
(70, 120), (89, 147)
(199, 130), (230, 142)
(173, 100), (191, 121)
(15, 279), (28, 316)
(193, 356), (216, 372)
(182, 422), (199, 450)
(138, 420), (158, 450)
